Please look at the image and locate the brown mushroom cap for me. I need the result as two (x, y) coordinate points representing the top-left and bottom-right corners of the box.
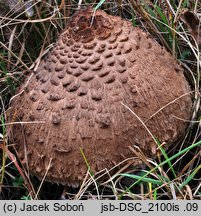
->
(7, 7), (192, 186)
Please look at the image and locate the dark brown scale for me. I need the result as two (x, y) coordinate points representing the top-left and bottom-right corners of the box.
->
(104, 74), (116, 84)
(50, 75), (60, 86)
(57, 71), (66, 79)
(62, 100), (76, 109)
(51, 113), (61, 125)
(92, 61), (103, 71)
(66, 81), (80, 92)
(107, 59), (115, 66)
(55, 63), (65, 72)
(88, 55), (100, 64)
(98, 69), (110, 77)
(62, 77), (73, 87)
(75, 57), (87, 64)
(91, 90), (103, 101)
(96, 43), (106, 53)
(80, 72), (94, 82)
(77, 86), (88, 96)
(104, 51), (113, 58)
(59, 57), (68, 64)
(47, 93), (62, 101)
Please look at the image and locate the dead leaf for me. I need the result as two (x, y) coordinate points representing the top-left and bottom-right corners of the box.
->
(181, 10), (201, 45)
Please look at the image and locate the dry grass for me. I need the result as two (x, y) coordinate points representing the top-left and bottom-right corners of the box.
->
(0, 0), (200, 200)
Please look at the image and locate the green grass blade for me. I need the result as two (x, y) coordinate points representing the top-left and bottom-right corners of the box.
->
(155, 137), (177, 178)
(153, 188), (157, 200)
(79, 147), (94, 176)
(143, 4), (172, 49)
(179, 164), (201, 190)
(119, 140), (201, 198)
(0, 115), (6, 186)
(120, 173), (163, 185)
(154, 4), (169, 26)
(94, 0), (106, 11)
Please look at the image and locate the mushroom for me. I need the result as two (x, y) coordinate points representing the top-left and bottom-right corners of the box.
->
(7, 7), (192, 186)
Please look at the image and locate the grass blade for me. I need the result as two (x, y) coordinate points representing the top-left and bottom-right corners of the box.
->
(94, 0), (106, 11)
(119, 140), (201, 198)
(155, 137), (177, 178)
(79, 147), (94, 177)
(179, 164), (201, 190)
(120, 173), (163, 185)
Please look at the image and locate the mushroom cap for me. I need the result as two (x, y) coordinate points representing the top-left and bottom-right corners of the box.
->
(8, 7), (192, 186)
